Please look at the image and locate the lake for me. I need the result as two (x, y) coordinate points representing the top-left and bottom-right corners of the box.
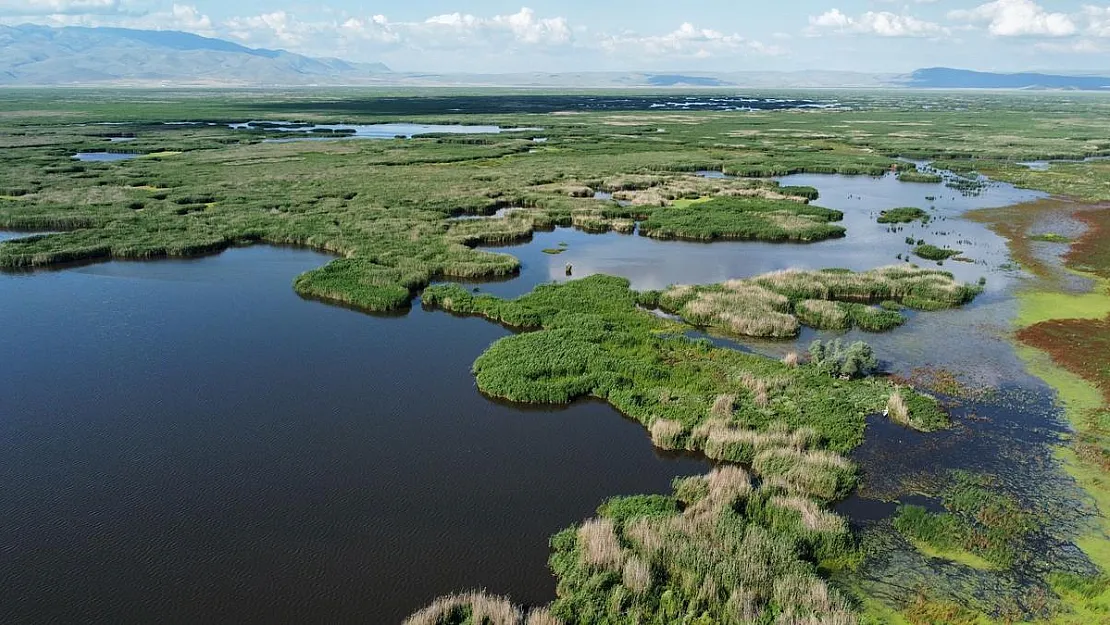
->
(0, 245), (708, 624)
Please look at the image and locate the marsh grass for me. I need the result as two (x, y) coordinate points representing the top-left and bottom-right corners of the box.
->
(897, 171), (944, 184)
(423, 275), (950, 453)
(547, 466), (857, 624)
(659, 266), (978, 338)
(639, 196), (845, 243)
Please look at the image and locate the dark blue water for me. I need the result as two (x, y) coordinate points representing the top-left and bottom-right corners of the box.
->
(0, 245), (707, 624)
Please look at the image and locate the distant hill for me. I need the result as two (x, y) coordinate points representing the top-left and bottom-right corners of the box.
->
(905, 67), (1110, 90)
(0, 24), (390, 86)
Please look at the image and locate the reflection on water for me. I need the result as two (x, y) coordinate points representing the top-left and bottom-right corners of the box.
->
(72, 152), (138, 162)
(230, 121), (541, 140)
(0, 245), (708, 624)
(1019, 155), (1110, 171)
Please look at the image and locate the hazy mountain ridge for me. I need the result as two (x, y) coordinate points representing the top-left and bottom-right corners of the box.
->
(0, 24), (390, 86)
(905, 67), (1110, 90)
(2, 24), (1109, 89)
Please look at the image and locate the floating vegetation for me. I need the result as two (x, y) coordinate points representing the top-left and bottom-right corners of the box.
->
(894, 472), (1035, 570)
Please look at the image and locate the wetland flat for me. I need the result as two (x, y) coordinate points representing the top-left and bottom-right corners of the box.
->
(2, 90), (1110, 624)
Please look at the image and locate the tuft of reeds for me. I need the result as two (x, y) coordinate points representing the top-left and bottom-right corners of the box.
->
(886, 390), (911, 426)
(577, 518), (625, 571)
(649, 418), (684, 450)
(403, 591), (531, 625)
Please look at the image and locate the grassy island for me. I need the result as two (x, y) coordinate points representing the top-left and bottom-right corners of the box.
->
(645, 266), (980, 339)
(638, 197), (845, 242)
(877, 206), (930, 224)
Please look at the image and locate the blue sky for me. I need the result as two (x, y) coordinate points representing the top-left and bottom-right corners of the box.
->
(2, 1), (1109, 73)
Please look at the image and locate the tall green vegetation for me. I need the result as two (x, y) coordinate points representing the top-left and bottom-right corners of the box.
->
(808, 339), (878, 380)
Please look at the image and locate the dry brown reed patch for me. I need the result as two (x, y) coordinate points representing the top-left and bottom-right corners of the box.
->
(403, 591), (522, 625)
(523, 608), (562, 625)
(711, 393), (736, 417)
(622, 555), (653, 594)
(578, 518), (625, 571)
(886, 389), (911, 426)
(769, 495), (847, 534)
(650, 418), (684, 450)
(773, 575), (858, 625)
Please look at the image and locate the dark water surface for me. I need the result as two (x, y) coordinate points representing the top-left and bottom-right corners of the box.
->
(0, 246), (708, 624)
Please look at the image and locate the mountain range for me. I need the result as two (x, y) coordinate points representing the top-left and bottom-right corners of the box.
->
(0, 24), (390, 86)
(1, 24), (1109, 90)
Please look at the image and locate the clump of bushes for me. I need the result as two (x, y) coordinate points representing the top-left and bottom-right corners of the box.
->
(809, 339), (878, 379)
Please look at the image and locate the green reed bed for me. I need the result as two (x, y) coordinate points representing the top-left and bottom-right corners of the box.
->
(422, 275), (947, 453)
(637, 197), (845, 243)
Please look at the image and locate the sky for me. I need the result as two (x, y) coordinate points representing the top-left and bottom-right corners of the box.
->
(2, 0), (1110, 73)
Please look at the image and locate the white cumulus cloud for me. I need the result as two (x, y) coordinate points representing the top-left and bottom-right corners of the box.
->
(602, 22), (783, 58)
(949, 0), (1077, 37)
(808, 9), (946, 37)
(1084, 5), (1110, 38)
